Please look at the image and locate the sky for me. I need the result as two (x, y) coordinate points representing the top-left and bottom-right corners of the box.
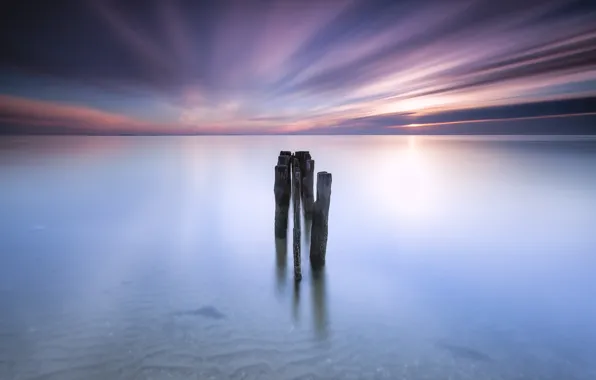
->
(1, 0), (596, 135)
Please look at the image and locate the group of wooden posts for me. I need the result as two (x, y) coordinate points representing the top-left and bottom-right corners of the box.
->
(274, 151), (332, 282)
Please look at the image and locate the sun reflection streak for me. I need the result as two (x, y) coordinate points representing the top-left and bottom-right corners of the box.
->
(176, 138), (211, 262)
(373, 136), (441, 223)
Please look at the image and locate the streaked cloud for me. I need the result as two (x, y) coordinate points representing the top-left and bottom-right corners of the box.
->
(0, 95), (173, 134)
(0, 0), (595, 133)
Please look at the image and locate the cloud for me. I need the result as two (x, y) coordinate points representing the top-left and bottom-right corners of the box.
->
(0, 0), (595, 133)
(1, 94), (595, 135)
(0, 94), (287, 134)
(0, 95), (174, 134)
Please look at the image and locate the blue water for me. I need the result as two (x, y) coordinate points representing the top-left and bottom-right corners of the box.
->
(1, 135), (595, 380)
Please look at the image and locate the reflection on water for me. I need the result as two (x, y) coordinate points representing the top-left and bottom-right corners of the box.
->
(303, 218), (312, 247)
(275, 238), (287, 296)
(311, 268), (328, 341)
(1, 135), (596, 379)
(292, 280), (301, 327)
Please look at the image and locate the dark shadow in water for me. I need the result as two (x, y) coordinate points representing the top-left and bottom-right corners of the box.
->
(292, 280), (300, 325)
(435, 341), (492, 362)
(275, 238), (287, 296)
(311, 267), (328, 340)
(172, 306), (226, 320)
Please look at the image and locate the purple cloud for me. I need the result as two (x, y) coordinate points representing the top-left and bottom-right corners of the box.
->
(0, 0), (595, 133)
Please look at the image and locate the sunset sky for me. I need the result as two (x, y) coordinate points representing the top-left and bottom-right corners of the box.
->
(1, 0), (596, 134)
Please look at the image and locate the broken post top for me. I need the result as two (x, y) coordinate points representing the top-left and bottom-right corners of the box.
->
(317, 171), (332, 186)
(275, 164), (289, 182)
(280, 151), (292, 156)
(316, 171), (332, 200)
(277, 155), (291, 166)
(294, 151), (311, 164)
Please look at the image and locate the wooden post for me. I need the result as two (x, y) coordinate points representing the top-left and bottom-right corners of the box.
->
(303, 151), (312, 167)
(293, 151), (315, 218)
(310, 171), (332, 269)
(295, 151), (310, 183)
(295, 151), (308, 166)
(292, 158), (302, 282)
(277, 154), (291, 187)
(303, 159), (315, 218)
(274, 163), (291, 239)
(277, 155), (290, 166)
(281, 150), (292, 183)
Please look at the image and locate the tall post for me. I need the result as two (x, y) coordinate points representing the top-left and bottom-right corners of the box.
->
(303, 159), (315, 218)
(277, 154), (290, 167)
(292, 157), (302, 282)
(295, 151), (308, 169)
(310, 171), (332, 269)
(294, 151), (310, 182)
(277, 154), (291, 187)
(274, 162), (291, 239)
(280, 151), (292, 181)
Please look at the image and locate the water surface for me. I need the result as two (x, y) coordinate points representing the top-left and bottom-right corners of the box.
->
(1, 135), (596, 380)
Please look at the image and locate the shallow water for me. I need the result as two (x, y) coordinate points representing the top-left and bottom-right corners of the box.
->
(1, 135), (596, 380)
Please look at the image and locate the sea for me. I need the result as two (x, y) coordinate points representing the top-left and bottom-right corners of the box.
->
(1, 135), (595, 380)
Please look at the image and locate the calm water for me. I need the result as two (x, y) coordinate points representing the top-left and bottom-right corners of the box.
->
(1, 135), (596, 380)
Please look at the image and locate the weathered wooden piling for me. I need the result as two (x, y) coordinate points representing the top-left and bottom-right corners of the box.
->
(276, 151), (332, 275)
(294, 151), (310, 175)
(303, 159), (315, 217)
(310, 171), (332, 269)
(274, 163), (291, 239)
(277, 155), (290, 166)
(292, 159), (302, 282)
(292, 151), (315, 217)
(295, 151), (308, 168)
(277, 154), (291, 187)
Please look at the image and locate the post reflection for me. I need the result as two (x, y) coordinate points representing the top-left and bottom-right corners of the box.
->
(275, 237), (287, 296)
(303, 217), (312, 246)
(274, 221), (329, 340)
(311, 267), (328, 341)
(292, 280), (300, 325)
